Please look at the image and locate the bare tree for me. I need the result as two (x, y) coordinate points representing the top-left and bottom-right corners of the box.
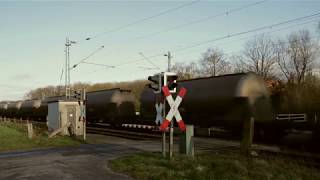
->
(171, 62), (199, 80)
(24, 85), (61, 99)
(275, 30), (318, 84)
(241, 35), (277, 79)
(230, 55), (247, 73)
(200, 48), (231, 76)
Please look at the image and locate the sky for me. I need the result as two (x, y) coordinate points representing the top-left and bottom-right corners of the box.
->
(0, 0), (319, 100)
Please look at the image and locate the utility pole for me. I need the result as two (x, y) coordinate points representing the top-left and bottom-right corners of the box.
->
(165, 51), (173, 159)
(65, 37), (76, 99)
(65, 38), (69, 99)
(167, 51), (171, 72)
(65, 37), (71, 99)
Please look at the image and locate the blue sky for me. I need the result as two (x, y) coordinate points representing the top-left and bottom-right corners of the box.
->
(0, 0), (319, 100)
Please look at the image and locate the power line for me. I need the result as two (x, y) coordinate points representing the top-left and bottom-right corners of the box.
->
(81, 62), (115, 68)
(139, 52), (161, 70)
(87, 0), (200, 40)
(175, 17), (320, 60)
(113, 12), (320, 67)
(133, 0), (268, 41)
(173, 11), (320, 53)
(115, 52), (164, 67)
(93, 0), (267, 60)
(59, 68), (64, 85)
(76, 0), (267, 70)
(138, 66), (159, 70)
(71, 45), (105, 69)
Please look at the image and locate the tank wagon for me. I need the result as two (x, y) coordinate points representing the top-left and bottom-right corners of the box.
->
(0, 88), (137, 126)
(140, 73), (284, 136)
(6, 101), (23, 118)
(86, 88), (136, 126)
(0, 73), (288, 137)
(19, 100), (43, 120)
(0, 102), (8, 116)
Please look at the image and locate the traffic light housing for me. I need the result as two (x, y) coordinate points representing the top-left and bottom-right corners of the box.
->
(72, 89), (86, 101)
(73, 90), (82, 100)
(148, 73), (163, 93)
(148, 72), (178, 93)
(164, 72), (178, 93)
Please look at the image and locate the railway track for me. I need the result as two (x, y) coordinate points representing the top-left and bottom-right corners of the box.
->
(86, 126), (161, 140)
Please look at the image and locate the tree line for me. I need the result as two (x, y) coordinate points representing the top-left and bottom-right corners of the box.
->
(170, 28), (320, 113)
(172, 29), (319, 84)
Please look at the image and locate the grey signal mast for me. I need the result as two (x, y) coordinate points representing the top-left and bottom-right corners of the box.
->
(65, 37), (76, 99)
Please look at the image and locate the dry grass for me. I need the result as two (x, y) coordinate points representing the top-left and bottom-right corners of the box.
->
(0, 122), (83, 152)
(110, 152), (320, 180)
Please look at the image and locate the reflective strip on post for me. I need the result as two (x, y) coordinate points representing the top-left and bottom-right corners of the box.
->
(160, 119), (170, 131)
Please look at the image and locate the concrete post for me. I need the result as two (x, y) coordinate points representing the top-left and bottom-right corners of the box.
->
(169, 124), (173, 159)
(179, 125), (194, 157)
(27, 121), (34, 139)
(241, 117), (254, 155)
(162, 132), (166, 158)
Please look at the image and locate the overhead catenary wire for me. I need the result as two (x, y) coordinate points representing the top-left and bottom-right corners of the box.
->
(73, 1), (268, 73)
(112, 11), (320, 67)
(173, 11), (320, 53)
(86, 0), (268, 60)
(174, 18), (320, 60)
(138, 66), (160, 70)
(133, 0), (268, 41)
(59, 68), (64, 86)
(81, 62), (115, 68)
(71, 45), (105, 69)
(139, 52), (161, 70)
(87, 0), (200, 40)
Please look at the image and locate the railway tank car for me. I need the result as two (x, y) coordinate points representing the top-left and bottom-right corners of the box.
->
(0, 88), (137, 126)
(0, 102), (8, 116)
(6, 101), (23, 118)
(19, 100), (43, 121)
(86, 88), (136, 126)
(16, 97), (66, 122)
(140, 73), (283, 136)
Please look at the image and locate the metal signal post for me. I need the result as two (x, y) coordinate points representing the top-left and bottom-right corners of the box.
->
(148, 51), (177, 159)
(165, 51), (174, 160)
(65, 37), (76, 99)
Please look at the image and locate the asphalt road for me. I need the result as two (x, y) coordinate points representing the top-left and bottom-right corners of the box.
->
(0, 133), (220, 180)
(0, 132), (312, 180)
(0, 143), (141, 180)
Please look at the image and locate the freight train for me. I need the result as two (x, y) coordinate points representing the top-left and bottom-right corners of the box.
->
(140, 72), (286, 137)
(0, 73), (317, 137)
(0, 88), (137, 126)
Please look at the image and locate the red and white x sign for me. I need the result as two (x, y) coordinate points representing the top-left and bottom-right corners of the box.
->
(160, 86), (187, 132)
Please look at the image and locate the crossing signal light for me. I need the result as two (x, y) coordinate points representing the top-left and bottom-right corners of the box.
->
(164, 72), (178, 93)
(73, 90), (82, 100)
(73, 89), (86, 101)
(148, 72), (178, 93)
(148, 73), (162, 93)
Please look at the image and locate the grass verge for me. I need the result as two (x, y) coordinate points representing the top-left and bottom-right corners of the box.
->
(110, 152), (320, 180)
(0, 122), (83, 152)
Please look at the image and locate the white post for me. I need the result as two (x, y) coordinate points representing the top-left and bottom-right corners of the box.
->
(27, 121), (34, 139)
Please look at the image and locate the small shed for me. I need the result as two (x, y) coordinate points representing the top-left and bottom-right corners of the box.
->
(47, 100), (84, 136)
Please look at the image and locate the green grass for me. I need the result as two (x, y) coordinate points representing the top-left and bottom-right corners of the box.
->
(0, 122), (83, 152)
(110, 152), (320, 180)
